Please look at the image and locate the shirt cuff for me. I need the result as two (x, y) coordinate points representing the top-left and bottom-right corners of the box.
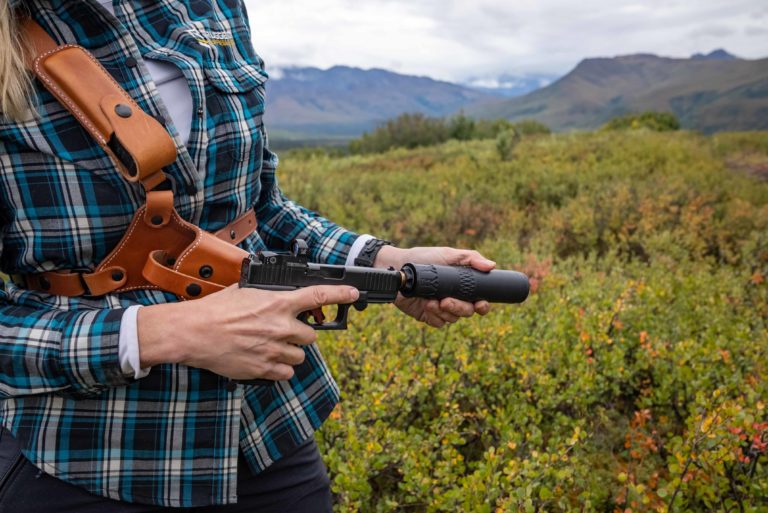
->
(118, 305), (151, 379)
(345, 234), (376, 266)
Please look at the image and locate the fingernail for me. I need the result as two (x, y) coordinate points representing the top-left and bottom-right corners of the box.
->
(348, 288), (359, 301)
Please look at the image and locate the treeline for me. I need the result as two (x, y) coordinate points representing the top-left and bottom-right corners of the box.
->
(284, 111), (682, 160)
(601, 111), (681, 132)
(347, 110), (680, 155)
(348, 113), (551, 155)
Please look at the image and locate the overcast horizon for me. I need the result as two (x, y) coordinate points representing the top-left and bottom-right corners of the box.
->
(244, 0), (768, 84)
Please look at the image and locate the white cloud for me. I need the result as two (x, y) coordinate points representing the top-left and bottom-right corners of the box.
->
(244, 0), (768, 81)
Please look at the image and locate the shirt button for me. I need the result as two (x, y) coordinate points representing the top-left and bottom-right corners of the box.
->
(125, 57), (138, 68)
(197, 107), (204, 117)
(185, 183), (198, 195)
(225, 381), (238, 392)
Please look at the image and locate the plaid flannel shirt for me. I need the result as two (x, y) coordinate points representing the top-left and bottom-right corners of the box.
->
(0, 0), (357, 507)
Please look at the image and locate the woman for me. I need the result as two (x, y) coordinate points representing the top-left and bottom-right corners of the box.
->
(0, 0), (493, 511)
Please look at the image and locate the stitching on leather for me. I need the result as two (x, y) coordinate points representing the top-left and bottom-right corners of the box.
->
(117, 285), (159, 292)
(100, 206), (146, 268)
(147, 256), (224, 297)
(174, 220), (204, 270)
(33, 46), (106, 145)
(33, 45), (152, 180)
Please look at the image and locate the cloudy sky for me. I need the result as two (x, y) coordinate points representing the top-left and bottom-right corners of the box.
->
(243, 0), (768, 83)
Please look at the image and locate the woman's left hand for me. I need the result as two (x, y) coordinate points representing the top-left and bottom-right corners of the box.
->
(373, 246), (496, 328)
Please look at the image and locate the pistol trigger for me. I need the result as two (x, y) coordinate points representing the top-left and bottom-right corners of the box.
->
(310, 307), (326, 325)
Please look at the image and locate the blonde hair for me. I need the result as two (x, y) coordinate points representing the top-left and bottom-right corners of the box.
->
(0, 0), (34, 121)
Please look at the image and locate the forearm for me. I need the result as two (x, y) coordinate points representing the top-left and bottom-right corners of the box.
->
(255, 139), (359, 264)
(0, 288), (133, 398)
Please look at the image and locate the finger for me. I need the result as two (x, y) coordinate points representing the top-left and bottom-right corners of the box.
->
(262, 363), (296, 381)
(452, 249), (496, 271)
(274, 344), (306, 366)
(288, 285), (359, 315)
(439, 297), (476, 318)
(422, 314), (446, 329)
(287, 319), (319, 346)
(467, 252), (496, 272)
(424, 300), (457, 323)
(474, 301), (492, 316)
(418, 303), (446, 328)
(436, 311), (460, 324)
(424, 299), (442, 315)
(425, 302), (460, 323)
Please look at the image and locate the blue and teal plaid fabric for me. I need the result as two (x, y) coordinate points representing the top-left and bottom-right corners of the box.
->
(0, 0), (357, 506)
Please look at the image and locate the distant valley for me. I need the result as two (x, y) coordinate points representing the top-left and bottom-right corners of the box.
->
(264, 50), (768, 143)
(263, 66), (498, 141)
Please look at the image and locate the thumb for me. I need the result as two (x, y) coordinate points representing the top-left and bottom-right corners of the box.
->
(453, 249), (496, 272)
(288, 285), (359, 314)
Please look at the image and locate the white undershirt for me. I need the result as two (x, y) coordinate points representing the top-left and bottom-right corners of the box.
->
(98, 0), (193, 145)
(99, 0), (373, 379)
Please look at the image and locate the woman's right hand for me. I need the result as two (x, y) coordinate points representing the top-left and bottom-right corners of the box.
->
(137, 284), (359, 381)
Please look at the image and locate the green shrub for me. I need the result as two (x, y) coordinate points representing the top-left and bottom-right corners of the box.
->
(474, 119), (515, 139)
(602, 112), (681, 132)
(349, 114), (552, 155)
(349, 113), (450, 154)
(281, 130), (768, 511)
(496, 128), (521, 161)
(448, 113), (477, 141)
(512, 119), (552, 136)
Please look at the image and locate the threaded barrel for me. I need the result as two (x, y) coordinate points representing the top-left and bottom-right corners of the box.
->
(400, 264), (529, 304)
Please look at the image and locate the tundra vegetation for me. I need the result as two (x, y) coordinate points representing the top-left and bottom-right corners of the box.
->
(280, 127), (768, 512)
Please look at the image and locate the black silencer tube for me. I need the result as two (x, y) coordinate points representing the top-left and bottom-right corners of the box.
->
(400, 264), (530, 304)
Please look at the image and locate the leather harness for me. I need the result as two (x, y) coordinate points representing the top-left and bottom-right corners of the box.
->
(14, 19), (256, 300)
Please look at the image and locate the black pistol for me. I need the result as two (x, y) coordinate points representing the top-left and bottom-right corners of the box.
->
(239, 240), (530, 330)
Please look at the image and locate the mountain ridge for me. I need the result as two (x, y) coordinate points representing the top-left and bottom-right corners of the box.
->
(465, 52), (768, 133)
(264, 66), (499, 137)
(264, 50), (768, 140)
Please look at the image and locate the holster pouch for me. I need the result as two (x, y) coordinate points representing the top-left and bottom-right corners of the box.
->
(18, 19), (253, 300)
(98, 191), (249, 300)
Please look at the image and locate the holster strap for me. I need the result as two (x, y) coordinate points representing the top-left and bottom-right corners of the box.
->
(17, 266), (127, 297)
(22, 19), (176, 191)
(214, 209), (257, 245)
(16, 209), (256, 298)
(142, 251), (226, 300)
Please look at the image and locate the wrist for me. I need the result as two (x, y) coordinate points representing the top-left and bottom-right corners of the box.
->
(137, 303), (189, 367)
(373, 245), (409, 269)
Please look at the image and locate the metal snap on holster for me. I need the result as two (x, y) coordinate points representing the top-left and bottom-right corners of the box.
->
(19, 19), (253, 300)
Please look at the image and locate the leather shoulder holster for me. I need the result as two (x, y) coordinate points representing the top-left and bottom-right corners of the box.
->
(17, 19), (255, 300)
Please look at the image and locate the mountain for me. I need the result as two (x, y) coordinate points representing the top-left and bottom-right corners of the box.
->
(264, 66), (500, 139)
(463, 73), (558, 98)
(466, 53), (768, 133)
(691, 49), (738, 61)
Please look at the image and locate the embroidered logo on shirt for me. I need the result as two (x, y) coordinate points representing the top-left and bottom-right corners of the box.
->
(185, 27), (235, 47)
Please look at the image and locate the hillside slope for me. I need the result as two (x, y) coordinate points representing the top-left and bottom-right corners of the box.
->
(466, 54), (768, 132)
(264, 66), (498, 137)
